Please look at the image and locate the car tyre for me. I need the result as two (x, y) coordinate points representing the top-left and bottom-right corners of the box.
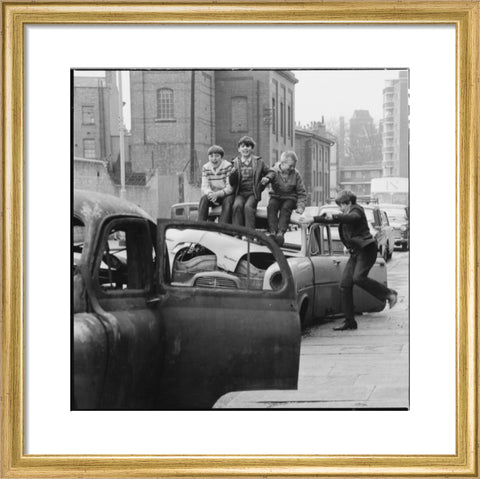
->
(299, 300), (309, 329)
(386, 243), (393, 261)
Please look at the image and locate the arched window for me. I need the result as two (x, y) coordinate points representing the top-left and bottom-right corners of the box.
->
(156, 88), (174, 119)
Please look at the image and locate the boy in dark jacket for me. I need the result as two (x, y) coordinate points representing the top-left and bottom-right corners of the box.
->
(229, 136), (270, 231)
(265, 151), (307, 246)
(300, 190), (398, 330)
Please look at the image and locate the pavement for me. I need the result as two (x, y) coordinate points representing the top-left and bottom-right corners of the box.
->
(215, 252), (409, 409)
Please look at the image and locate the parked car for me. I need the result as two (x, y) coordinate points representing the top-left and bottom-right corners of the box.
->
(166, 215), (389, 329)
(170, 201), (200, 220)
(318, 203), (395, 262)
(73, 190), (301, 410)
(378, 203), (409, 251)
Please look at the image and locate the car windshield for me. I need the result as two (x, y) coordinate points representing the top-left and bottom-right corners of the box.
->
(73, 217), (85, 272)
(384, 208), (407, 222)
(364, 208), (374, 223)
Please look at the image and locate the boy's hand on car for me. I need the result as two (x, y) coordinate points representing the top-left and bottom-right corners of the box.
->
(260, 177), (270, 186)
(207, 191), (218, 202)
(298, 215), (314, 224)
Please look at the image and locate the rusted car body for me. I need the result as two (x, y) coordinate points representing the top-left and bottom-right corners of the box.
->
(73, 190), (300, 410)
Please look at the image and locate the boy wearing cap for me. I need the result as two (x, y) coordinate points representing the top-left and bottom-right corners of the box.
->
(198, 145), (234, 223)
(229, 136), (270, 230)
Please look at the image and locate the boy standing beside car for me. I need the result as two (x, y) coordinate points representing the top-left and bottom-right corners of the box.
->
(299, 190), (398, 330)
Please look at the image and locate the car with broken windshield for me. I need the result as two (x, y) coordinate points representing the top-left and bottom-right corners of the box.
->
(73, 189), (300, 410)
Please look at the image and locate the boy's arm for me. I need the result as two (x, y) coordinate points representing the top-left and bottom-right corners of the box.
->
(312, 210), (362, 224)
(201, 166), (212, 196)
(295, 172), (307, 212)
(228, 165), (239, 189)
(265, 167), (276, 182)
(222, 164), (234, 196)
(331, 210), (362, 224)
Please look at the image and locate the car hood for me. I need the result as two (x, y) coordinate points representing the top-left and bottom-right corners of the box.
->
(166, 228), (271, 272)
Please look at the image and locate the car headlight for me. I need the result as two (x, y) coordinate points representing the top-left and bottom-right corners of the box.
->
(400, 225), (407, 232)
(269, 271), (283, 290)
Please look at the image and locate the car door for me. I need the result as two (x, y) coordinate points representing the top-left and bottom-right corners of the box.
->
(74, 215), (164, 410)
(156, 220), (301, 410)
(316, 219), (388, 314)
(306, 223), (343, 318)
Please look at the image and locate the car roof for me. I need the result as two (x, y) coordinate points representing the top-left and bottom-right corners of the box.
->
(378, 203), (408, 209)
(171, 202), (199, 209)
(74, 189), (152, 225)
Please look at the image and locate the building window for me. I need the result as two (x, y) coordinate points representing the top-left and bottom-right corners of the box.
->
(231, 96), (248, 132)
(271, 98), (276, 134)
(82, 105), (95, 125)
(83, 139), (96, 159)
(280, 101), (285, 137)
(156, 88), (174, 119)
(344, 171), (352, 179)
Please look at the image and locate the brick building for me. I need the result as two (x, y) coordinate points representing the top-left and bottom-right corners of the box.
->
(295, 123), (334, 206)
(73, 73), (126, 163)
(382, 71), (409, 177)
(129, 70), (215, 182)
(128, 70), (298, 183)
(338, 164), (383, 198)
(215, 70), (297, 164)
(73, 76), (111, 161)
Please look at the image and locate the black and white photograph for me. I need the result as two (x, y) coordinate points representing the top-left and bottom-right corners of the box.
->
(72, 68), (409, 411)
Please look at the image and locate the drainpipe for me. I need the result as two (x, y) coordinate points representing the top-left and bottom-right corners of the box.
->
(190, 71), (195, 183)
(256, 80), (260, 155)
(142, 71), (147, 144)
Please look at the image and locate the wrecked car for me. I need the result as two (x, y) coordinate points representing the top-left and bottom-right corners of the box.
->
(166, 215), (389, 329)
(73, 189), (301, 410)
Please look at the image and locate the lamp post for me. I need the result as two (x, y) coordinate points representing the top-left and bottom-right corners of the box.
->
(117, 71), (126, 200)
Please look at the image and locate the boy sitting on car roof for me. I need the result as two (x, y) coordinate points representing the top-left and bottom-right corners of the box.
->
(198, 145), (234, 224)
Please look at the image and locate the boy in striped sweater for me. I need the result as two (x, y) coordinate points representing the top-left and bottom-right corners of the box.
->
(198, 145), (234, 223)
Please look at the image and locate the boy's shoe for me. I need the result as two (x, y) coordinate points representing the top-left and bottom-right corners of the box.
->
(333, 319), (358, 331)
(388, 290), (398, 309)
(275, 233), (285, 246)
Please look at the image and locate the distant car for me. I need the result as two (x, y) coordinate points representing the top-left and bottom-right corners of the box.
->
(378, 203), (409, 251)
(318, 203), (395, 262)
(166, 215), (389, 329)
(170, 201), (200, 220)
(73, 190), (300, 410)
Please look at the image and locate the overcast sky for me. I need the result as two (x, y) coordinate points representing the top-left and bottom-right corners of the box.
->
(294, 69), (404, 126)
(74, 69), (405, 131)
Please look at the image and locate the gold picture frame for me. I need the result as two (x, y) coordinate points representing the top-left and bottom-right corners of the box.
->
(1, 1), (478, 476)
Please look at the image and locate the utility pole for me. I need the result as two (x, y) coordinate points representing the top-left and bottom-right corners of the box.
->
(190, 71), (196, 184)
(117, 71), (126, 200)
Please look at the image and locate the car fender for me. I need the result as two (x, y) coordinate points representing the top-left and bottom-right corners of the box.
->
(73, 312), (108, 409)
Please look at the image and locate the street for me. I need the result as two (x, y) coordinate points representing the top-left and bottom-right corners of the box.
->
(215, 251), (409, 409)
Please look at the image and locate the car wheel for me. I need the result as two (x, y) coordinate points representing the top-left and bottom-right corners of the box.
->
(386, 243), (393, 261)
(381, 245), (388, 262)
(299, 300), (309, 329)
